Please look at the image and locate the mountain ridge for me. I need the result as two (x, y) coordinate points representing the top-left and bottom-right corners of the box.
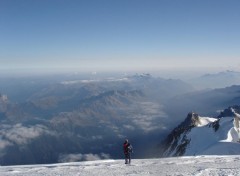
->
(161, 106), (240, 157)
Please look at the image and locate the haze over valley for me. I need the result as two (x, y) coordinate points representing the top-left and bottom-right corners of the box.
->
(0, 70), (240, 165)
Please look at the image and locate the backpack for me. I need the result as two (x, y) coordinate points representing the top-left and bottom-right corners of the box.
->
(128, 145), (133, 153)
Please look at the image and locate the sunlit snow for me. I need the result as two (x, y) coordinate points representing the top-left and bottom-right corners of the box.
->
(1, 156), (240, 176)
(197, 116), (217, 127)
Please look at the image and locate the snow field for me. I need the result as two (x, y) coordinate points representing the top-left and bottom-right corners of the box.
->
(1, 156), (240, 176)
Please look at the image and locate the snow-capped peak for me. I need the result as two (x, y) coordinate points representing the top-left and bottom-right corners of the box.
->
(196, 116), (217, 127)
(161, 106), (240, 157)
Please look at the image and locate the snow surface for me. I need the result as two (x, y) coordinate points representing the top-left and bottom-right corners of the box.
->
(180, 115), (240, 156)
(197, 117), (217, 127)
(1, 156), (240, 176)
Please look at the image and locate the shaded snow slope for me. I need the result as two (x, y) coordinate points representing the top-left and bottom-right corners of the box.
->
(162, 107), (240, 157)
(184, 116), (239, 155)
(1, 156), (240, 176)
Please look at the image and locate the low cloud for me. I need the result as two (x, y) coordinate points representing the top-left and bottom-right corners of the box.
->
(91, 135), (103, 140)
(0, 123), (53, 147)
(0, 139), (12, 150)
(58, 153), (111, 163)
(123, 125), (135, 130)
(129, 101), (169, 132)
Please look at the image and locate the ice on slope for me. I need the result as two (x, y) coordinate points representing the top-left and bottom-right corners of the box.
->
(1, 156), (240, 176)
(196, 116), (217, 127)
(185, 115), (240, 156)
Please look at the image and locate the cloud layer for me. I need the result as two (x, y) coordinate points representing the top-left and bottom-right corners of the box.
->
(58, 153), (111, 163)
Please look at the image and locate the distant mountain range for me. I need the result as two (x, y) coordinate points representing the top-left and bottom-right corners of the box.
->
(0, 74), (194, 165)
(164, 84), (240, 122)
(161, 105), (240, 157)
(0, 72), (240, 165)
(189, 70), (240, 89)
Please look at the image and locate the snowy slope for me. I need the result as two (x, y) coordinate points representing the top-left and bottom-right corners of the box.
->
(162, 106), (240, 157)
(184, 116), (240, 155)
(1, 156), (240, 176)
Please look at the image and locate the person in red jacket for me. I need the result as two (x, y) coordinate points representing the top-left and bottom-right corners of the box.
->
(123, 139), (133, 164)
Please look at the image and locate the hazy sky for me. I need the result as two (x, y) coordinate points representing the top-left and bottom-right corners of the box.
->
(0, 0), (240, 73)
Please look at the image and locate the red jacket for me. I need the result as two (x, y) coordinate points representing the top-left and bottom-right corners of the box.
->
(123, 142), (130, 154)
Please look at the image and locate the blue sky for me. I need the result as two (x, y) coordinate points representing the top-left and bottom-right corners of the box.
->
(0, 0), (240, 73)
